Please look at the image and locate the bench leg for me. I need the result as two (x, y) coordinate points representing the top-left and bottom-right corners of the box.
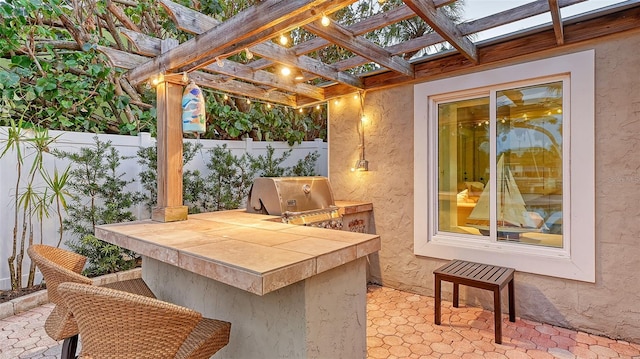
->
(493, 288), (502, 344)
(434, 275), (441, 325)
(453, 283), (459, 308)
(508, 279), (516, 322)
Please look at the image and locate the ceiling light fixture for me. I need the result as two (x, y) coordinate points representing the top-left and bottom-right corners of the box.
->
(321, 13), (330, 27)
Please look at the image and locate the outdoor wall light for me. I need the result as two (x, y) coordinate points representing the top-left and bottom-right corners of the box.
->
(351, 91), (369, 172)
(351, 159), (369, 172)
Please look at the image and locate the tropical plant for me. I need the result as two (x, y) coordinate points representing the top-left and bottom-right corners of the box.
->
(247, 145), (292, 177)
(0, 0), (328, 143)
(203, 144), (257, 211)
(54, 137), (144, 276)
(0, 118), (67, 290)
(287, 151), (320, 176)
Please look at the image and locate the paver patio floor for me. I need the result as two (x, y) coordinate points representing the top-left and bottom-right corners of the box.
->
(2, 285), (639, 358)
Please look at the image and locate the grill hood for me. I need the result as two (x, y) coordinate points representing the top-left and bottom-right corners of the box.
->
(246, 177), (336, 216)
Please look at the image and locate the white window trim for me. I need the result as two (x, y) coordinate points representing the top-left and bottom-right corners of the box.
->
(414, 50), (595, 282)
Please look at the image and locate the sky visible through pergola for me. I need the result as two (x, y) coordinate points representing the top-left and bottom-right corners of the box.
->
(463, 0), (627, 41)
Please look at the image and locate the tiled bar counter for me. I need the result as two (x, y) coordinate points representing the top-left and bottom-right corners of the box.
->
(95, 208), (380, 358)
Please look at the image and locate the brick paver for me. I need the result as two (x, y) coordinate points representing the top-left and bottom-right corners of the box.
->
(1, 286), (639, 358)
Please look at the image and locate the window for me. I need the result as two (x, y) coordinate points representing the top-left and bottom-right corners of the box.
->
(414, 51), (595, 282)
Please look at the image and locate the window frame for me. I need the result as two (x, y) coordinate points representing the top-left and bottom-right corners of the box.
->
(414, 51), (595, 282)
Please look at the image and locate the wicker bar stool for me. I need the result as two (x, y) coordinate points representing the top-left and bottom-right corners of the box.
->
(58, 282), (231, 359)
(27, 244), (155, 359)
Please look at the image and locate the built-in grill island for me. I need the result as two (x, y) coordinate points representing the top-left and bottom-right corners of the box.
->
(247, 176), (373, 233)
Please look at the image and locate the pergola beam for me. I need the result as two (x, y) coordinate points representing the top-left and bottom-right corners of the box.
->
(403, 0), (478, 63)
(304, 20), (414, 77)
(127, 0), (356, 85)
(119, 28), (325, 101)
(548, 0), (565, 45)
(159, 0), (360, 92)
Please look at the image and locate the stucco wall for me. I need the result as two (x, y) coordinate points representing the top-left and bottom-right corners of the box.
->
(328, 32), (640, 342)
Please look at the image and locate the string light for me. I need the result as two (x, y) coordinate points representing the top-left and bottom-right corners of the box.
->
(245, 48), (253, 60)
(321, 13), (330, 26)
(216, 57), (224, 67)
(279, 34), (288, 46)
(151, 73), (164, 86)
(281, 67), (291, 76)
(182, 72), (188, 83)
(206, 89), (328, 116)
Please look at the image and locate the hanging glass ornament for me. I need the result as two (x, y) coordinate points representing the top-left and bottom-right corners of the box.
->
(182, 80), (206, 134)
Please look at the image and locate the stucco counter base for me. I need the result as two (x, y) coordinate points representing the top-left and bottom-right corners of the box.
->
(95, 210), (380, 358)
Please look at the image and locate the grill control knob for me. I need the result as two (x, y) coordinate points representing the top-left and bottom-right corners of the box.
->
(302, 184), (311, 194)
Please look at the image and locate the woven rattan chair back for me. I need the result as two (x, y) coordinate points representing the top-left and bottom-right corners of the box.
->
(28, 244), (92, 341)
(58, 282), (203, 358)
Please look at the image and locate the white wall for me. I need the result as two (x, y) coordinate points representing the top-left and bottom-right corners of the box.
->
(0, 129), (327, 289)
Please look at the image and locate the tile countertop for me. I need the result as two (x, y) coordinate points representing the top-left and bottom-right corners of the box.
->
(95, 207), (380, 296)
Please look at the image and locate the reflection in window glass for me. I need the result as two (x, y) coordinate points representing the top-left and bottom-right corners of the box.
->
(437, 82), (563, 248)
(437, 97), (489, 236)
(494, 82), (563, 247)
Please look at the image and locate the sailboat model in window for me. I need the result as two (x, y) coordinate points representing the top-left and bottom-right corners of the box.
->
(466, 154), (547, 239)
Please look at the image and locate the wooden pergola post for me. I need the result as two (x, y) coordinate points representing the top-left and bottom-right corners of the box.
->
(152, 39), (188, 222)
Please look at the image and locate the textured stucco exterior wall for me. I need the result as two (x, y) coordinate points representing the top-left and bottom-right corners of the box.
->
(328, 32), (640, 342)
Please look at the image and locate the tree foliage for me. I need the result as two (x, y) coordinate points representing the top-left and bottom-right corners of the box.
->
(0, 0), (326, 144)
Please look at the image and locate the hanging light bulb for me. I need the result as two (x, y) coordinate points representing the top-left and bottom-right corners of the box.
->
(216, 57), (224, 67)
(281, 67), (291, 76)
(321, 13), (330, 27)
(316, 104), (320, 110)
(299, 108), (303, 113)
(267, 103), (272, 109)
(151, 73), (164, 86)
(279, 34), (288, 46)
(182, 72), (189, 83)
(246, 99), (251, 105)
(245, 48), (253, 60)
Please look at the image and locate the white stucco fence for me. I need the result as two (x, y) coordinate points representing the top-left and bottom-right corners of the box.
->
(0, 128), (327, 290)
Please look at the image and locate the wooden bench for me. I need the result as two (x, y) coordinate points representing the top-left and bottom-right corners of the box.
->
(434, 259), (515, 344)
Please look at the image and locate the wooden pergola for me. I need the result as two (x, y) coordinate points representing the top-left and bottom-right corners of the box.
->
(98, 0), (640, 222)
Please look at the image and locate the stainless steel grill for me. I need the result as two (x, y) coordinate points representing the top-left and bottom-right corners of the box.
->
(246, 176), (343, 229)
